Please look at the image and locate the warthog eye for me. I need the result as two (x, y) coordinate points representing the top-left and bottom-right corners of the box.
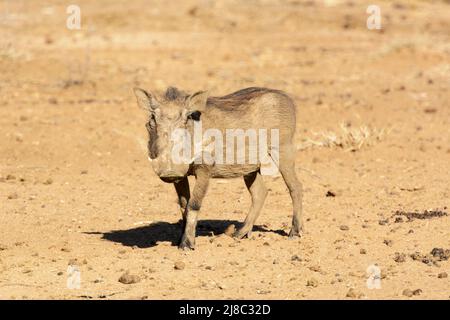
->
(187, 111), (201, 121)
(146, 116), (158, 159)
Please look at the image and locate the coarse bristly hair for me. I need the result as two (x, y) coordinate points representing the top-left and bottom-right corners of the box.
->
(164, 86), (188, 102)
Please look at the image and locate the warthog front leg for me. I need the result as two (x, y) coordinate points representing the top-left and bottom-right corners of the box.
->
(233, 171), (268, 239)
(174, 177), (190, 231)
(179, 167), (210, 250)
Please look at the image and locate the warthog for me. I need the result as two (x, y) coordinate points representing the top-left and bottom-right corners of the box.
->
(133, 86), (303, 250)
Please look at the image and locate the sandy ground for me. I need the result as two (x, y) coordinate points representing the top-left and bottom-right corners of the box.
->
(0, 0), (449, 299)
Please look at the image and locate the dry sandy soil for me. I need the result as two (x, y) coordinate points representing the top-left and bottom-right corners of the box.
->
(1, 0), (449, 300)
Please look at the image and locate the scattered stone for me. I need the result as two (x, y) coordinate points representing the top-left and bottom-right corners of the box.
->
(326, 190), (339, 197)
(308, 265), (321, 272)
(431, 248), (450, 261)
(217, 283), (227, 290)
(256, 289), (271, 295)
(346, 288), (360, 298)
(7, 193), (18, 200)
(402, 289), (413, 297)
(291, 255), (302, 262)
(360, 249), (367, 254)
(187, 6), (198, 16)
(394, 217), (403, 223)
(118, 271), (140, 284)
(43, 178), (53, 185)
(437, 272), (447, 279)
(174, 261), (185, 270)
(410, 252), (422, 261)
(393, 252), (406, 263)
(410, 248), (450, 266)
(68, 258), (78, 266)
(392, 209), (447, 222)
(412, 289), (422, 296)
(383, 239), (393, 246)
(224, 224), (235, 237)
(339, 225), (349, 231)
(306, 278), (318, 287)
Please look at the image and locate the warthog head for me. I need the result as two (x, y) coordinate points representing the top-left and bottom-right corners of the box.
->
(133, 87), (208, 183)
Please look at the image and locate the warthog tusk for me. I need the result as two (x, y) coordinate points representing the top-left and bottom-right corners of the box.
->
(147, 156), (153, 163)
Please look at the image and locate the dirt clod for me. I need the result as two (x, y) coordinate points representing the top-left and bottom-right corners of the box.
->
(326, 190), (336, 197)
(391, 209), (447, 222)
(403, 289), (414, 297)
(306, 278), (318, 287)
(291, 255), (302, 262)
(224, 224), (236, 237)
(393, 252), (406, 263)
(118, 271), (140, 284)
(174, 261), (185, 270)
(346, 288), (362, 298)
(383, 239), (393, 246)
(7, 193), (18, 200)
(410, 248), (450, 266)
(412, 289), (422, 296)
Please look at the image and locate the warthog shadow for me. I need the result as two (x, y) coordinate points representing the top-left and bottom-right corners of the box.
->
(85, 220), (287, 248)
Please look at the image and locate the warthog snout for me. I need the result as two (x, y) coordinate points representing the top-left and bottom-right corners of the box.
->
(151, 154), (190, 183)
(159, 170), (185, 183)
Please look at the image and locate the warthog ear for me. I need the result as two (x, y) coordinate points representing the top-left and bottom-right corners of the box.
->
(187, 91), (208, 111)
(133, 87), (159, 112)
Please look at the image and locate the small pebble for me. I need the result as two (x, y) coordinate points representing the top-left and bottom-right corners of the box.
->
(306, 278), (318, 287)
(224, 224), (235, 237)
(402, 289), (413, 297)
(118, 271), (140, 284)
(7, 193), (18, 200)
(393, 252), (406, 263)
(346, 288), (360, 298)
(174, 261), (185, 270)
(412, 289), (422, 296)
(291, 255), (302, 261)
(383, 239), (393, 246)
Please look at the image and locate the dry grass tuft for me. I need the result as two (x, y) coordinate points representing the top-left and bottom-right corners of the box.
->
(298, 123), (387, 152)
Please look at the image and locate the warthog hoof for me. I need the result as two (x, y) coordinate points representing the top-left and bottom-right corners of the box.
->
(288, 226), (304, 239)
(232, 228), (252, 239)
(179, 236), (195, 250)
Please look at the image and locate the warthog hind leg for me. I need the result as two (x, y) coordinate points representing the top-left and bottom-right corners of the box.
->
(233, 171), (268, 239)
(273, 146), (304, 238)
